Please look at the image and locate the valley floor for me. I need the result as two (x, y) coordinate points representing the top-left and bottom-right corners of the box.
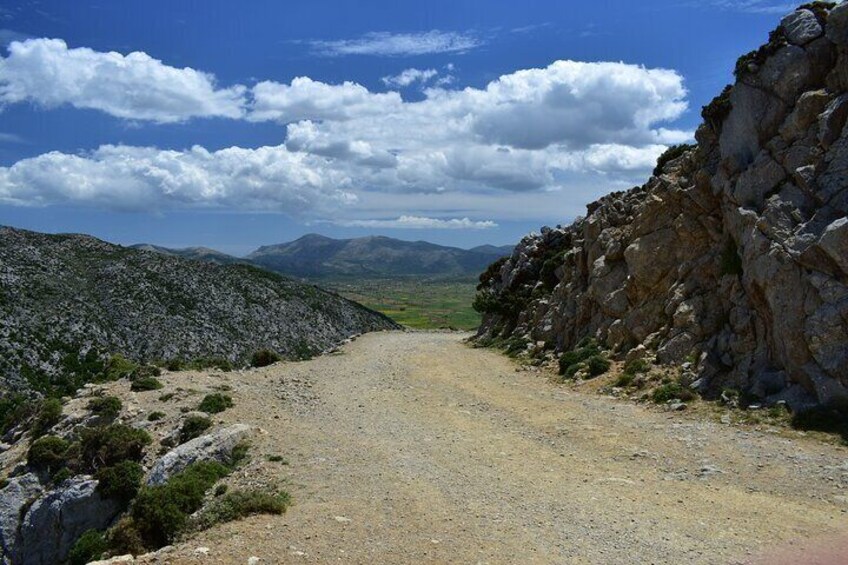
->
(136, 332), (847, 564)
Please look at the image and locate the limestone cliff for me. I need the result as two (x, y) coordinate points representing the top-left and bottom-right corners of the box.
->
(475, 3), (848, 411)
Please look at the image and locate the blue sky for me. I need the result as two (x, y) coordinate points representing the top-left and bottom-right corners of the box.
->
(0, 0), (800, 254)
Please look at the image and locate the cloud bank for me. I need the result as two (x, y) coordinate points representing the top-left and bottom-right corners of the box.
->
(0, 38), (693, 226)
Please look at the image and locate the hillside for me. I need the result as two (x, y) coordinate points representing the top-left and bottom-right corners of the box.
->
(247, 234), (509, 279)
(129, 244), (246, 266)
(474, 4), (848, 412)
(0, 226), (399, 394)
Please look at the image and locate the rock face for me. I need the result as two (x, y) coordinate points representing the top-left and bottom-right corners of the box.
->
(0, 227), (399, 393)
(475, 4), (848, 411)
(18, 476), (121, 564)
(147, 424), (253, 486)
(0, 473), (42, 564)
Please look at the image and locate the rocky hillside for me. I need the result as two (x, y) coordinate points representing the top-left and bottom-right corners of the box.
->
(0, 227), (399, 394)
(475, 3), (848, 412)
(248, 233), (509, 279)
(129, 244), (247, 266)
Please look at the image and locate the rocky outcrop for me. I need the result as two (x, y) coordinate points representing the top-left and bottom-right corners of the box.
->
(147, 424), (253, 486)
(18, 476), (121, 564)
(0, 227), (399, 394)
(475, 4), (848, 411)
(0, 473), (42, 564)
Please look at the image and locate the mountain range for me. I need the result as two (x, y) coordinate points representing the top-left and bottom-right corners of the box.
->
(133, 234), (514, 279)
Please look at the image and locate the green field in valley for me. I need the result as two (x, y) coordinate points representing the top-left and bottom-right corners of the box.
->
(322, 277), (481, 331)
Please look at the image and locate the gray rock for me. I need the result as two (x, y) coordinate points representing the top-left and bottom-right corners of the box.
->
(0, 473), (42, 564)
(147, 424), (253, 486)
(733, 153), (786, 206)
(779, 89), (830, 142)
(19, 476), (121, 565)
(825, 2), (848, 46)
(818, 217), (848, 276)
(473, 6), (848, 411)
(818, 94), (848, 149)
(780, 9), (822, 46)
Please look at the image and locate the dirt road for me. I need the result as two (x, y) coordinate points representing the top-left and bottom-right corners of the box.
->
(141, 331), (848, 564)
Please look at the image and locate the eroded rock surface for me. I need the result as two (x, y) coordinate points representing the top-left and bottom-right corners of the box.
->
(147, 424), (253, 486)
(475, 4), (848, 410)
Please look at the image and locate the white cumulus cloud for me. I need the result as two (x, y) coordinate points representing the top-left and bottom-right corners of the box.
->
(249, 76), (402, 123)
(381, 68), (438, 87)
(0, 38), (694, 225)
(307, 30), (482, 57)
(0, 144), (356, 212)
(338, 215), (497, 230)
(0, 38), (246, 122)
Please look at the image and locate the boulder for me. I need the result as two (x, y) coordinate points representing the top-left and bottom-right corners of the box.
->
(0, 473), (42, 564)
(780, 9), (822, 46)
(147, 424), (253, 486)
(825, 2), (848, 46)
(18, 476), (122, 565)
(818, 217), (848, 275)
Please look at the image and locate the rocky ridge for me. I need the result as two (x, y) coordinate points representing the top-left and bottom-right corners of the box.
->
(0, 226), (399, 394)
(475, 3), (848, 411)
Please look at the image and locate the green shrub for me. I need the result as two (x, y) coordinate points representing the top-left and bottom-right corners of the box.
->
(477, 257), (508, 290)
(32, 398), (63, 437)
(561, 363), (582, 379)
(558, 340), (601, 375)
(130, 377), (163, 392)
(230, 441), (250, 467)
(623, 358), (650, 375)
(734, 26), (786, 78)
(130, 365), (161, 380)
(28, 435), (70, 474)
(250, 349), (281, 368)
(586, 355), (611, 377)
(147, 411), (166, 421)
(614, 373), (635, 388)
(192, 488), (290, 531)
(198, 393), (233, 414)
(652, 383), (684, 403)
(68, 529), (108, 565)
(103, 354), (138, 381)
(653, 143), (694, 176)
(702, 85), (733, 132)
(106, 517), (145, 556)
(267, 454), (287, 464)
(88, 396), (122, 420)
(158, 393), (175, 402)
(214, 484), (228, 496)
(179, 415), (212, 443)
(187, 357), (233, 372)
(52, 467), (72, 485)
(130, 461), (230, 548)
(0, 394), (37, 436)
(96, 461), (144, 502)
(164, 359), (184, 371)
(78, 424), (151, 470)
